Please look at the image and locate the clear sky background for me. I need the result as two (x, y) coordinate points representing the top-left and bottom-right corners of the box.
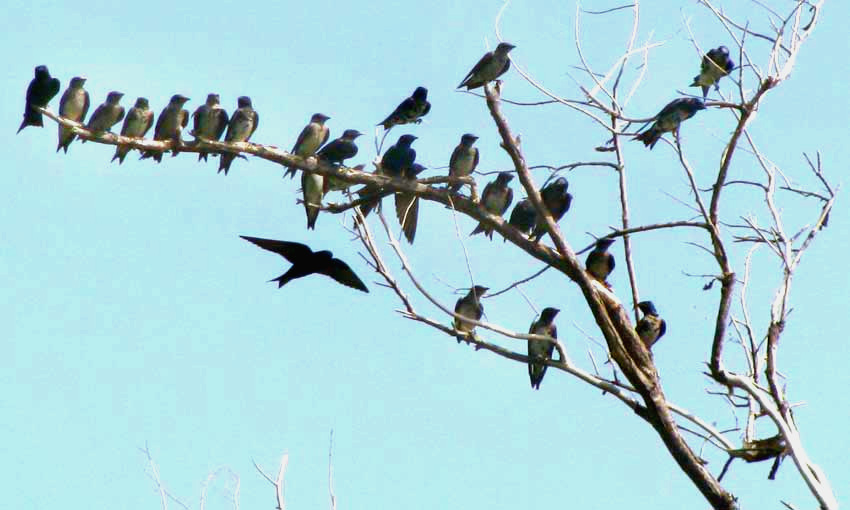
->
(2, 1), (847, 509)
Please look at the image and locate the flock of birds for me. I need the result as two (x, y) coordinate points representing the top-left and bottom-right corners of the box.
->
(17, 42), (733, 389)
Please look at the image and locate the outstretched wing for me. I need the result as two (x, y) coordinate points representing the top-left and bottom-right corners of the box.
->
(239, 236), (313, 265)
(321, 258), (369, 293)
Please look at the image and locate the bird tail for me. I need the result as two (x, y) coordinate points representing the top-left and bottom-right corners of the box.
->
(395, 193), (419, 244)
(111, 145), (129, 164)
(284, 166), (297, 179)
(634, 127), (661, 149)
(305, 202), (319, 230)
(268, 273), (294, 288)
(17, 108), (43, 133)
(470, 223), (492, 238)
(219, 153), (235, 174)
(198, 152), (208, 162)
(56, 134), (74, 154)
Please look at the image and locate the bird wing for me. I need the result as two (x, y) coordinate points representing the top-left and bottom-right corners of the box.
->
(458, 50), (493, 88)
(153, 107), (166, 138)
(608, 252), (616, 272)
(142, 110), (155, 137)
(81, 91), (91, 121)
(249, 111), (259, 138)
(180, 109), (188, 128)
(239, 236), (313, 265)
(291, 124), (312, 153)
(472, 147), (480, 170)
(214, 109), (229, 139)
(448, 145), (461, 172)
(191, 106), (203, 133)
(320, 126), (330, 146)
(321, 258), (369, 292)
(421, 100), (431, 117)
(500, 187), (514, 215)
(658, 319), (667, 340)
(117, 106), (126, 124)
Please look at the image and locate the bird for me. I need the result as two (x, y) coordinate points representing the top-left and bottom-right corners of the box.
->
(395, 163), (427, 243)
(143, 94), (190, 162)
(17, 65), (60, 134)
(284, 113), (330, 178)
(634, 97), (706, 149)
(191, 93), (229, 162)
(85, 91), (125, 138)
(454, 285), (488, 344)
(240, 236), (368, 293)
(302, 169), (324, 230)
(112, 97), (154, 164)
(457, 42), (516, 90)
(377, 86), (431, 130)
(506, 198), (537, 241)
(528, 307), (560, 390)
(219, 96), (259, 175)
(448, 133), (479, 192)
(471, 172), (514, 239)
(585, 238), (616, 285)
(381, 134), (417, 178)
(317, 129), (362, 166)
(531, 177), (572, 242)
(56, 76), (90, 153)
(691, 46), (734, 99)
(636, 301), (667, 350)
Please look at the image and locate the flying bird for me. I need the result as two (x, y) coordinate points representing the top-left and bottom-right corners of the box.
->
(395, 163), (427, 243)
(457, 42), (516, 90)
(636, 301), (667, 350)
(691, 46), (734, 99)
(454, 285), (488, 344)
(219, 96), (258, 174)
(378, 86), (431, 129)
(528, 307), (560, 390)
(240, 236), (368, 293)
(634, 97), (705, 149)
(531, 177), (572, 242)
(112, 97), (154, 164)
(448, 133), (479, 192)
(56, 76), (90, 153)
(317, 129), (362, 166)
(85, 91), (125, 138)
(284, 113), (330, 178)
(471, 172), (514, 239)
(17, 65), (60, 134)
(143, 94), (190, 162)
(192, 93), (229, 162)
(585, 238), (616, 285)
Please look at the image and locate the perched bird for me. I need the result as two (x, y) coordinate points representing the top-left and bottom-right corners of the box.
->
(219, 96), (259, 175)
(240, 236), (368, 293)
(112, 97), (154, 164)
(395, 163), (427, 243)
(143, 94), (190, 162)
(528, 307), (560, 390)
(471, 172), (514, 239)
(585, 238), (616, 285)
(85, 91), (125, 137)
(454, 285), (488, 344)
(192, 93), (229, 162)
(377, 86), (431, 130)
(634, 98), (705, 149)
(636, 301), (667, 350)
(531, 177), (572, 242)
(56, 76), (90, 153)
(506, 198), (537, 240)
(448, 133), (479, 192)
(381, 134), (417, 177)
(302, 169), (324, 230)
(284, 113), (330, 178)
(457, 42), (516, 90)
(691, 46), (734, 99)
(317, 129), (362, 166)
(17, 65), (60, 133)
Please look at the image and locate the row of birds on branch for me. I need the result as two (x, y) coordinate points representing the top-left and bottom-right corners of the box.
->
(17, 41), (731, 389)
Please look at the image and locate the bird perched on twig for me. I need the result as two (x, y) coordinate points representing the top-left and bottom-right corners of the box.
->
(85, 91), (125, 138)
(17, 65), (60, 134)
(143, 94), (190, 162)
(395, 163), (427, 244)
(378, 87), (430, 130)
(506, 198), (537, 240)
(56, 76), (90, 153)
(448, 133), (479, 193)
(317, 129), (362, 166)
(634, 98), (705, 149)
(112, 97), (154, 164)
(454, 286), (488, 344)
(528, 307), (560, 390)
(457, 42), (516, 90)
(531, 177), (572, 242)
(284, 113), (330, 178)
(585, 238), (616, 286)
(636, 301), (667, 350)
(471, 172), (514, 239)
(219, 96), (258, 174)
(691, 46), (734, 99)
(192, 93), (229, 162)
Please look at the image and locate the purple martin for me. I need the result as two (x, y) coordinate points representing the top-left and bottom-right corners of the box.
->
(317, 129), (362, 166)
(192, 93), (229, 162)
(448, 133), (479, 193)
(454, 285), (488, 344)
(691, 46), (734, 99)
(240, 236), (368, 293)
(634, 97), (705, 149)
(56, 76), (90, 153)
(378, 86), (431, 130)
(457, 42), (516, 90)
(284, 113), (330, 178)
(530, 177), (572, 242)
(528, 307), (559, 390)
(636, 301), (667, 350)
(85, 91), (125, 138)
(585, 238), (616, 286)
(506, 198), (537, 241)
(143, 94), (190, 162)
(219, 96), (258, 175)
(395, 163), (427, 243)
(112, 97), (154, 164)
(302, 169), (324, 230)
(17, 65), (60, 134)
(381, 134), (417, 178)
(471, 172), (514, 239)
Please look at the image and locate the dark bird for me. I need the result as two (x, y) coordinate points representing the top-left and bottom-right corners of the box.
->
(395, 163), (427, 243)
(448, 133), (479, 193)
(454, 285), (488, 344)
(381, 134), (417, 178)
(317, 129), (362, 166)
(284, 113), (330, 178)
(531, 177), (572, 242)
(143, 94), (190, 162)
(85, 91), (125, 139)
(17, 65), (60, 134)
(302, 169), (324, 230)
(471, 172), (514, 239)
(240, 236), (369, 293)
(192, 93), (229, 162)
(457, 42), (516, 90)
(219, 96), (259, 175)
(636, 301), (667, 350)
(585, 238), (616, 285)
(691, 46), (734, 99)
(112, 97), (154, 164)
(56, 76), (90, 153)
(506, 198), (537, 240)
(528, 307), (559, 390)
(634, 97), (705, 149)
(378, 86), (431, 130)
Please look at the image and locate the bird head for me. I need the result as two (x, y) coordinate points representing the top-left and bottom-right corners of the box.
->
(496, 42), (516, 53)
(398, 134), (418, 146)
(540, 307), (561, 321)
(717, 45), (730, 56)
(637, 301), (658, 317)
(470, 285), (489, 299)
(342, 129), (363, 139)
(106, 91), (125, 104)
(496, 172), (514, 184)
(34, 65), (51, 79)
(596, 238), (616, 250)
(237, 96), (252, 108)
(687, 97), (707, 112)
(461, 133), (479, 146)
(413, 87), (428, 100)
(70, 76), (87, 87)
(135, 97), (150, 108)
(312, 113), (331, 123)
(206, 93), (221, 105)
(170, 94), (190, 105)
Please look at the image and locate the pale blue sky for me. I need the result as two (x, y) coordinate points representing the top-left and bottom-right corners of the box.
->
(2, 1), (847, 509)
